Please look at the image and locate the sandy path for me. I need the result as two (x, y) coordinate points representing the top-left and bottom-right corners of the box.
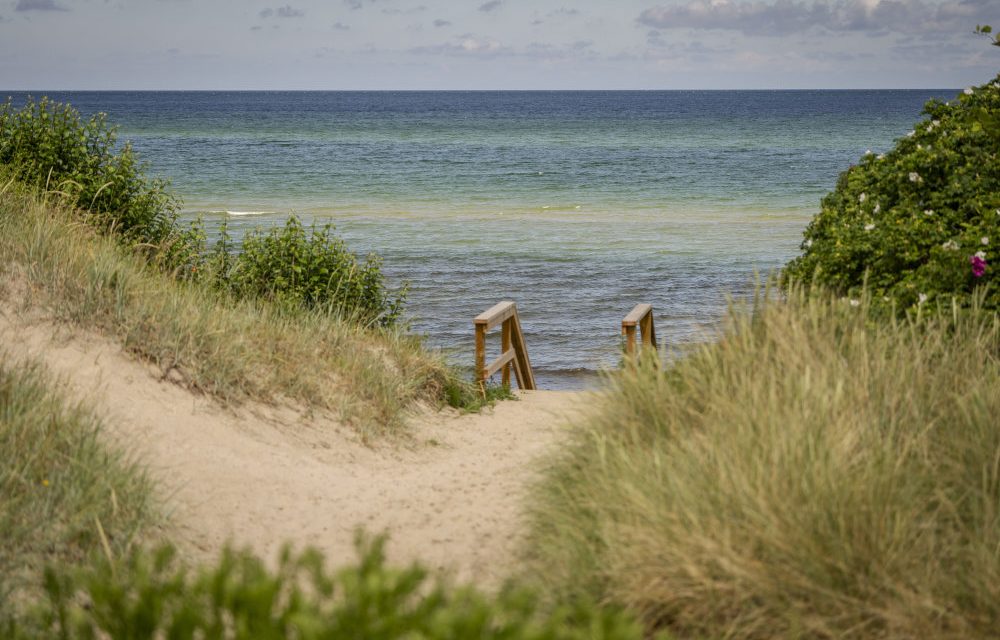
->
(0, 309), (591, 586)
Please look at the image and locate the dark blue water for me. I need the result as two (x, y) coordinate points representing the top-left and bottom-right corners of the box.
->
(3, 90), (954, 387)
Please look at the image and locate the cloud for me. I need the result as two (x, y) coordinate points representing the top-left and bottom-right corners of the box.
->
(410, 36), (602, 61)
(333, 22), (350, 30)
(478, 0), (503, 13)
(15, 0), (68, 12)
(276, 5), (304, 17)
(382, 5), (426, 14)
(347, 0), (414, 9)
(644, 31), (735, 58)
(520, 40), (600, 61)
(433, 18), (451, 27)
(637, 0), (995, 37)
(259, 4), (304, 19)
(548, 7), (580, 18)
(411, 36), (509, 57)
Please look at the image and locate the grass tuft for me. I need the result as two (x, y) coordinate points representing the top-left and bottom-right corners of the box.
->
(523, 283), (1000, 639)
(0, 355), (156, 609)
(0, 184), (458, 438)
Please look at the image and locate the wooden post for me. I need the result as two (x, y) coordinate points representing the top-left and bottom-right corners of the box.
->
(475, 322), (486, 393)
(623, 324), (637, 355)
(473, 301), (536, 393)
(501, 317), (512, 388)
(510, 311), (535, 390)
(622, 304), (656, 356)
(641, 312), (657, 349)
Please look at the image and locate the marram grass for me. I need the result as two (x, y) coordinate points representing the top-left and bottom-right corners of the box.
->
(0, 355), (156, 608)
(523, 284), (1000, 639)
(0, 184), (455, 438)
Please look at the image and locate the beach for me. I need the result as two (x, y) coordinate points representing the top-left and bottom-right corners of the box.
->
(4, 89), (949, 385)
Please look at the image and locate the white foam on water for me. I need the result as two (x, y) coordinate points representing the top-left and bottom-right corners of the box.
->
(224, 210), (274, 216)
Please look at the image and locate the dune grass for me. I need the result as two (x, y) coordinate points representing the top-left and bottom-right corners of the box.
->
(0, 354), (157, 610)
(0, 183), (461, 438)
(523, 285), (1000, 639)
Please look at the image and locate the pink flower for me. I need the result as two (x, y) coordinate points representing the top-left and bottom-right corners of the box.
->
(971, 255), (987, 278)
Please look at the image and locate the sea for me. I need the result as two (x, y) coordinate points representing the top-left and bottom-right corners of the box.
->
(4, 90), (955, 388)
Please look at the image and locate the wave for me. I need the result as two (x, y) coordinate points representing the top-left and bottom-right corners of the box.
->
(207, 210), (275, 217)
(530, 367), (604, 390)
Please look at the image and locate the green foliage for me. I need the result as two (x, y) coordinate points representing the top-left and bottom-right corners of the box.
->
(0, 97), (179, 246)
(0, 356), (155, 608)
(0, 98), (497, 424)
(784, 75), (1000, 312)
(212, 217), (405, 327)
(0, 98), (407, 327)
(976, 24), (1000, 47)
(0, 189), (456, 435)
(443, 379), (517, 412)
(8, 534), (647, 640)
(523, 285), (1000, 639)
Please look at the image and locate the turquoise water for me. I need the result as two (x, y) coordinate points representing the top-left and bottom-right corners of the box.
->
(7, 90), (954, 386)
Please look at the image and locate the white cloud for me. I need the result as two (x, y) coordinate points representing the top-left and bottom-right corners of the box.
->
(638, 0), (995, 37)
(412, 36), (509, 56)
(409, 36), (601, 62)
(259, 5), (304, 19)
(15, 0), (68, 12)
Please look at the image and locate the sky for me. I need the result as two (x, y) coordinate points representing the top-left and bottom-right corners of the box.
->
(1, 0), (997, 89)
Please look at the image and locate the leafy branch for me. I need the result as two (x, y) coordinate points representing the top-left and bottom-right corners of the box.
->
(975, 24), (1000, 47)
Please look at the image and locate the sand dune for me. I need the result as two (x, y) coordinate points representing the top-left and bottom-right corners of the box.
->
(0, 306), (590, 586)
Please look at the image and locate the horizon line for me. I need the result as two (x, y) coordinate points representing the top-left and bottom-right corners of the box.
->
(2, 87), (961, 93)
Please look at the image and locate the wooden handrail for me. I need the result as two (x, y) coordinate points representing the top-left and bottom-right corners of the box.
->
(622, 303), (657, 355)
(474, 301), (536, 392)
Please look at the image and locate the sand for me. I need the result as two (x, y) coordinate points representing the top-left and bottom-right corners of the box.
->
(0, 306), (591, 586)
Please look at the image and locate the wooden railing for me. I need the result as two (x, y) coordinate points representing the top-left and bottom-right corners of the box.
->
(622, 303), (657, 355)
(474, 301), (536, 392)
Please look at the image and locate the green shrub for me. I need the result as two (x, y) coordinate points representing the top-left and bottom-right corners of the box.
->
(213, 217), (405, 327)
(0, 188), (455, 435)
(7, 534), (648, 640)
(0, 97), (179, 246)
(0, 99), (408, 327)
(784, 75), (1000, 312)
(523, 285), (1000, 639)
(0, 356), (156, 608)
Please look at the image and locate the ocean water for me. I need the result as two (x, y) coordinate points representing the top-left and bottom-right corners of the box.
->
(5, 90), (953, 387)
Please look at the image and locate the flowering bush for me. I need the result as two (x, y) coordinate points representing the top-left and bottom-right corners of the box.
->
(784, 74), (1000, 312)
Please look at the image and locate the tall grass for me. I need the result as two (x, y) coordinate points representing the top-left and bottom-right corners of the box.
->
(0, 355), (156, 609)
(523, 285), (1000, 639)
(0, 184), (457, 437)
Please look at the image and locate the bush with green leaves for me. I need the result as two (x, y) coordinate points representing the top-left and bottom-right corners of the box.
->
(5, 534), (649, 640)
(0, 98), (407, 327)
(213, 217), (406, 327)
(0, 97), (179, 246)
(784, 74), (1000, 311)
